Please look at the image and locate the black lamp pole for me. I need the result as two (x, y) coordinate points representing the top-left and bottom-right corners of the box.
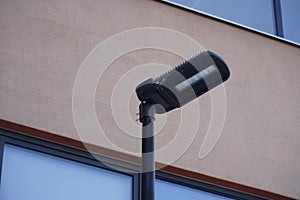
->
(139, 103), (155, 200)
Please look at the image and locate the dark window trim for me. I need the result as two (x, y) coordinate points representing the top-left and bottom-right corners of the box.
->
(273, 0), (284, 37)
(0, 120), (296, 200)
(161, 0), (299, 47)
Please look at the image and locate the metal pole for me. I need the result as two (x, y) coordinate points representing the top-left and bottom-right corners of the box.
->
(139, 103), (155, 200)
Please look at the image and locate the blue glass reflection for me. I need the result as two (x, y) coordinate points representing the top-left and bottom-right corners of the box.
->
(164, 0), (276, 34)
(0, 144), (132, 200)
(281, 0), (300, 44)
(156, 179), (233, 200)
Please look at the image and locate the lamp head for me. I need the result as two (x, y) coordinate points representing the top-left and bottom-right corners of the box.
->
(136, 51), (230, 114)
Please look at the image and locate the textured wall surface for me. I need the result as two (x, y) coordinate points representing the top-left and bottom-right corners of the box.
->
(1, 0), (299, 198)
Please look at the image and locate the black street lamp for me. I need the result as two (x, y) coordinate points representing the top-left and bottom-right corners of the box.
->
(136, 51), (230, 200)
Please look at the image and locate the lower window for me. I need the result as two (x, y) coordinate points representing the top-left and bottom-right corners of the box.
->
(156, 179), (232, 199)
(0, 144), (133, 200)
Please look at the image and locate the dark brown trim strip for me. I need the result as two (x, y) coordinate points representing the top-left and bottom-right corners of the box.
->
(0, 119), (141, 164)
(0, 119), (296, 200)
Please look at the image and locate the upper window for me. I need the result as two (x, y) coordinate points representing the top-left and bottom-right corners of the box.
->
(166, 0), (275, 34)
(163, 0), (300, 45)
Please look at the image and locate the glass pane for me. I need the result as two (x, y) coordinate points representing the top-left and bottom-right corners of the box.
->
(281, 0), (300, 44)
(0, 144), (132, 200)
(164, 0), (276, 34)
(156, 179), (233, 200)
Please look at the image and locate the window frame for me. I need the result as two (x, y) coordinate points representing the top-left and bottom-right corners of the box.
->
(273, 0), (284, 37)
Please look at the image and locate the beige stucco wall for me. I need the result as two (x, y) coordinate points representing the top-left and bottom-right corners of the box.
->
(1, 0), (299, 198)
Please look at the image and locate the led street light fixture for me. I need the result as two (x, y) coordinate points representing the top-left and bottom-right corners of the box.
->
(136, 50), (230, 200)
(136, 51), (230, 113)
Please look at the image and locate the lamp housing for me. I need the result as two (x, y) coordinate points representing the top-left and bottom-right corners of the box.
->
(136, 51), (230, 113)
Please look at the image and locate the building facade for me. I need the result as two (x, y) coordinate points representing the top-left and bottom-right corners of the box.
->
(1, 0), (299, 199)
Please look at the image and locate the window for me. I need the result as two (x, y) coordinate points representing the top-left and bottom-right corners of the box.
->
(165, 0), (275, 34)
(0, 144), (133, 200)
(0, 129), (269, 200)
(156, 179), (232, 199)
(163, 0), (300, 45)
(155, 172), (268, 200)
